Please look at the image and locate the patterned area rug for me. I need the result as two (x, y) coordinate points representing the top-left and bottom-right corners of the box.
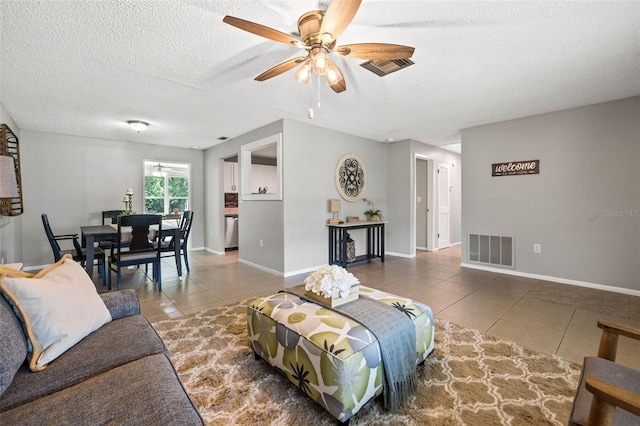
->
(152, 301), (581, 426)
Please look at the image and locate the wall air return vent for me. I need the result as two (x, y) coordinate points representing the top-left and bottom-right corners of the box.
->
(360, 58), (415, 77)
(468, 234), (514, 268)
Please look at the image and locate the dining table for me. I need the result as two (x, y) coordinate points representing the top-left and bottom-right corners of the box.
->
(80, 222), (182, 279)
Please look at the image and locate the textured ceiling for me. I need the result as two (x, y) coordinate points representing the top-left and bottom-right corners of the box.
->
(1, 1), (638, 150)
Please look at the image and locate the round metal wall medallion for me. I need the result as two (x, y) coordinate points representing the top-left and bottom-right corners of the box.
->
(334, 153), (366, 202)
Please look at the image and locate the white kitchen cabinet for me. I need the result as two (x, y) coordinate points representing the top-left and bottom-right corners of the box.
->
(223, 162), (238, 193)
(264, 165), (277, 193)
(250, 164), (277, 194)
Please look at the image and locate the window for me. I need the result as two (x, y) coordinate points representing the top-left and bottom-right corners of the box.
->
(144, 161), (190, 214)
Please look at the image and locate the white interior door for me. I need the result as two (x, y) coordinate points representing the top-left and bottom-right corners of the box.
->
(437, 162), (450, 248)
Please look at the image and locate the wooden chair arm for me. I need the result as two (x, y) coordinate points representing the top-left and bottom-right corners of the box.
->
(598, 320), (640, 342)
(585, 377), (640, 425)
(52, 233), (84, 257)
(598, 320), (640, 340)
(53, 233), (79, 240)
(597, 320), (640, 361)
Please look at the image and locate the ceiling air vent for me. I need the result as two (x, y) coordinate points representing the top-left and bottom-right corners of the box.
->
(360, 58), (414, 77)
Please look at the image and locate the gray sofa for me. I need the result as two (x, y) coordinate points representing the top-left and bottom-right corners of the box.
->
(0, 289), (204, 425)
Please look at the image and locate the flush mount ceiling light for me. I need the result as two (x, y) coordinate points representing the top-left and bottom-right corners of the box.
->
(128, 120), (148, 133)
(223, 0), (414, 94)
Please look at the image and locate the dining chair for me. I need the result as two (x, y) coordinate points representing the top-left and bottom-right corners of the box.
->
(160, 210), (194, 275)
(108, 214), (162, 291)
(568, 319), (640, 425)
(41, 214), (106, 284)
(102, 210), (122, 225)
(99, 210), (122, 251)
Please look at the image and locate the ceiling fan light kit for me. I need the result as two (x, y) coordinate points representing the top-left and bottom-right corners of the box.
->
(223, 0), (414, 97)
(294, 60), (312, 84)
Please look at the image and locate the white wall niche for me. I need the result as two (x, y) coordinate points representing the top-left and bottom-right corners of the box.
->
(240, 133), (282, 201)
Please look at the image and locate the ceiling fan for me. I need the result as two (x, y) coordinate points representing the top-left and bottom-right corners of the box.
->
(153, 163), (169, 177)
(223, 0), (415, 94)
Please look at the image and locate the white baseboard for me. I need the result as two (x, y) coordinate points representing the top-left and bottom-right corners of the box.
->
(238, 258), (283, 277)
(22, 263), (49, 272)
(204, 247), (226, 255)
(385, 251), (413, 259)
(449, 241), (461, 247)
(461, 262), (640, 297)
(416, 246), (428, 251)
(283, 263), (329, 278)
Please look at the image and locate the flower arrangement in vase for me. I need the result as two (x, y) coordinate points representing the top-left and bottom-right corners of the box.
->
(362, 198), (383, 221)
(303, 264), (360, 307)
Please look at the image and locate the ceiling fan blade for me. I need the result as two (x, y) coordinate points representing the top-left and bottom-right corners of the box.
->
(320, 0), (363, 42)
(255, 57), (307, 81)
(223, 16), (300, 46)
(335, 43), (415, 60)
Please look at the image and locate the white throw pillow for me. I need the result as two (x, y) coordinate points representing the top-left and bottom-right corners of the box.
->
(0, 255), (112, 371)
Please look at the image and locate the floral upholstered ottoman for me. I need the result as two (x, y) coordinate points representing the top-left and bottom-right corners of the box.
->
(247, 286), (435, 423)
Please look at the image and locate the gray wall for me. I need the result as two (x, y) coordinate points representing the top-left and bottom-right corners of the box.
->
(413, 141), (462, 246)
(19, 130), (204, 268)
(386, 140), (462, 256)
(203, 120), (285, 271)
(203, 119), (387, 275)
(0, 103), (22, 264)
(461, 96), (640, 291)
(282, 119), (387, 273)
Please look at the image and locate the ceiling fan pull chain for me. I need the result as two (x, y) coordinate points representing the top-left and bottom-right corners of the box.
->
(308, 79), (314, 119)
(317, 73), (321, 110)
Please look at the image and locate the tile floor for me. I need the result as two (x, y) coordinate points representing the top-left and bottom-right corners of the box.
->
(96, 246), (640, 368)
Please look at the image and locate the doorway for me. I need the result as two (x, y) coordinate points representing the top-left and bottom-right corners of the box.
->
(415, 158), (429, 250)
(414, 155), (436, 253)
(221, 155), (239, 254)
(437, 162), (450, 249)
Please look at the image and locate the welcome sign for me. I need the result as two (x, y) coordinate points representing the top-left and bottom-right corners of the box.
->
(492, 160), (540, 177)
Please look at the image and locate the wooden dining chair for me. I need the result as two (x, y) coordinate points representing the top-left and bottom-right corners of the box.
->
(41, 214), (106, 284)
(568, 319), (640, 425)
(108, 214), (163, 291)
(160, 210), (194, 275)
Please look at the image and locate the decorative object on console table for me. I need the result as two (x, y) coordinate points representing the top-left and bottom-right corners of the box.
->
(346, 216), (359, 223)
(363, 198), (383, 221)
(345, 232), (356, 263)
(328, 199), (343, 224)
(0, 124), (23, 216)
(335, 153), (366, 202)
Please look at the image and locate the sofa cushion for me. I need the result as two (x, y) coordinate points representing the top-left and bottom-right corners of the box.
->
(0, 314), (167, 411)
(0, 295), (28, 397)
(100, 289), (141, 319)
(0, 256), (111, 371)
(0, 353), (204, 425)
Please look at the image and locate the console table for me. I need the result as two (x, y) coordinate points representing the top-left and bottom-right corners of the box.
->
(327, 221), (386, 268)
